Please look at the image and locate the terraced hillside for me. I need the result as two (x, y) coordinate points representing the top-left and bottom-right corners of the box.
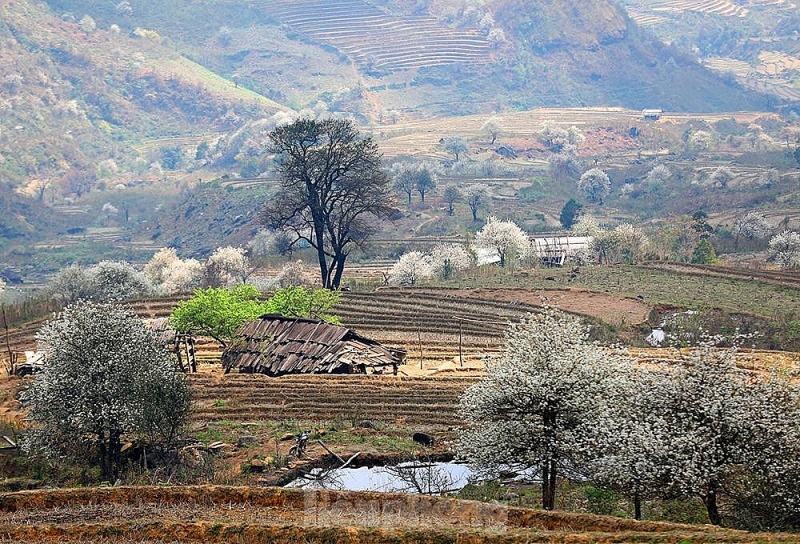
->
(620, 0), (800, 103)
(266, 0), (491, 72)
(3, 290), (536, 367)
(190, 373), (474, 427)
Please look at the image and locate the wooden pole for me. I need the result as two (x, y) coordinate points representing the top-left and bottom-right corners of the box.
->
(459, 319), (463, 367)
(417, 324), (423, 370)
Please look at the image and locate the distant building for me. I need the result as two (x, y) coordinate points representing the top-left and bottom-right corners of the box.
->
(642, 109), (663, 121)
(531, 235), (593, 267)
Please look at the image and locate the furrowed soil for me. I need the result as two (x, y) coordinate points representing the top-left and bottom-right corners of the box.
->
(0, 485), (796, 543)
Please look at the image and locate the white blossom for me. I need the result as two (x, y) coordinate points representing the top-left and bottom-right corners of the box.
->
(428, 244), (473, 280)
(90, 260), (154, 301)
(571, 213), (601, 237)
(733, 211), (771, 246)
(388, 251), (432, 286)
(206, 246), (250, 286)
(645, 164), (671, 185)
(769, 230), (800, 269)
(20, 301), (191, 480)
(458, 309), (631, 510)
(275, 260), (315, 288)
(472, 216), (529, 267)
(578, 168), (611, 204)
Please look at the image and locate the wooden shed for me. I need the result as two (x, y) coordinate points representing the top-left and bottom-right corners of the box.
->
(222, 315), (406, 376)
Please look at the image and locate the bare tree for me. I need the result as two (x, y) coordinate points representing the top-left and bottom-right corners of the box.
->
(262, 119), (395, 289)
(442, 137), (468, 162)
(442, 185), (461, 216)
(464, 184), (488, 221)
(481, 116), (502, 145)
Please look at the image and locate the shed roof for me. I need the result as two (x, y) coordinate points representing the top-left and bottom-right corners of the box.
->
(222, 315), (406, 376)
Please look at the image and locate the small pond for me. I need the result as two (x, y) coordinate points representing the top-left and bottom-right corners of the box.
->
(286, 461), (473, 494)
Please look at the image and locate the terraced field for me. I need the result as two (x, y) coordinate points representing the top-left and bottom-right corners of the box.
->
(4, 289), (535, 367)
(266, 0), (490, 72)
(191, 373), (474, 427)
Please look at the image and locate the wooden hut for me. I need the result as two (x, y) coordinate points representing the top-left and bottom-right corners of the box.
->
(222, 315), (406, 376)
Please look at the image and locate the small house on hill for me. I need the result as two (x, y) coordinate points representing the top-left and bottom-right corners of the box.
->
(222, 315), (407, 376)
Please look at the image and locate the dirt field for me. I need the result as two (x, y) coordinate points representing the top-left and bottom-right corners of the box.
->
(0, 485), (795, 543)
(426, 287), (652, 327)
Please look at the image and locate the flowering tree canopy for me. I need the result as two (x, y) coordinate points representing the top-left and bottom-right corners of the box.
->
(578, 168), (611, 204)
(388, 251), (432, 286)
(206, 246), (251, 287)
(458, 309), (629, 510)
(20, 301), (192, 481)
(769, 230), (800, 269)
(45, 261), (154, 304)
(428, 243), (473, 280)
(472, 216), (529, 267)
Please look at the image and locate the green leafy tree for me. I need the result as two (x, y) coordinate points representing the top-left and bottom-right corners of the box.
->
(160, 147), (183, 170)
(263, 286), (341, 324)
(263, 118), (395, 289)
(20, 301), (192, 481)
(559, 199), (582, 229)
(171, 285), (271, 348)
(171, 285), (341, 348)
(691, 239), (717, 264)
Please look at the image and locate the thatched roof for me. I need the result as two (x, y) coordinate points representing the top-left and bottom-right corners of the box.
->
(222, 315), (406, 376)
(146, 317), (177, 345)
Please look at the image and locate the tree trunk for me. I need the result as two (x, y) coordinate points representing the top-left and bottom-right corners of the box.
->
(633, 490), (642, 520)
(702, 489), (721, 525)
(542, 459), (556, 510)
(330, 254), (346, 290)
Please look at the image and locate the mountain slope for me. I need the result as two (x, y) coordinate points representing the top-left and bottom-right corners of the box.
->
(0, 0), (281, 187)
(34, 0), (775, 121)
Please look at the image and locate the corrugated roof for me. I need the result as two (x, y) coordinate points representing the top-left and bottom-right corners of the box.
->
(222, 314), (406, 376)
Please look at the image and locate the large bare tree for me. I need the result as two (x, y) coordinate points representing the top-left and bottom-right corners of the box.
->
(262, 119), (395, 289)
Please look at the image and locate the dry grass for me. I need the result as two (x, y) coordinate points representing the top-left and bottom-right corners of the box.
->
(0, 486), (796, 543)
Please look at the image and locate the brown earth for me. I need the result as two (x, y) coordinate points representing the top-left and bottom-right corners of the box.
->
(0, 485), (794, 543)
(415, 287), (652, 327)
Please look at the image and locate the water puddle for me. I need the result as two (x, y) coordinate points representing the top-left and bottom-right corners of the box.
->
(286, 461), (472, 494)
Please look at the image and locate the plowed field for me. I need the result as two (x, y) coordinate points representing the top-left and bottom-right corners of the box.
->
(0, 485), (795, 543)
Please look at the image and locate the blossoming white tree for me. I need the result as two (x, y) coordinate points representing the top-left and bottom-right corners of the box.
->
(614, 222), (650, 264)
(648, 343), (798, 526)
(20, 301), (192, 481)
(145, 248), (204, 295)
(472, 216), (529, 267)
(458, 309), (630, 510)
(46, 261), (154, 303)
(428, 244), (472, 280)
(768, 230), (800, 269)
(590, 368), (674, 520)
(206, 246), (251, 286)
(732, 211), (771, 249)
(578, 168), (611, 204)
(388, 251), (432, 285)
